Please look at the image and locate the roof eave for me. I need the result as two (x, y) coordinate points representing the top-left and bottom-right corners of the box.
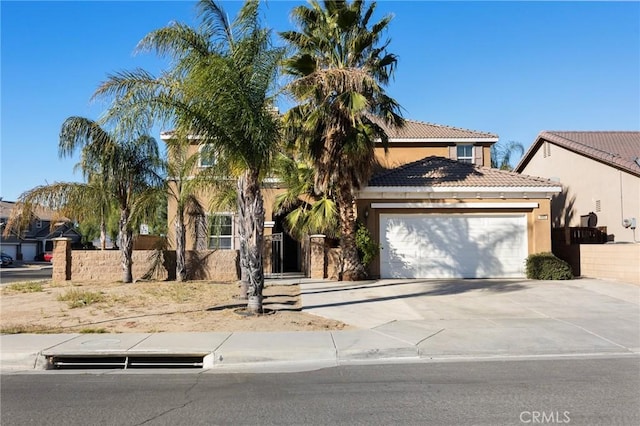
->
(359, 185), (562, 200)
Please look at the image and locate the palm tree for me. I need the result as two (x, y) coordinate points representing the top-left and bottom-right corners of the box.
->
(272, 152), (339, 241)
(4, 117), (163, 283)
(164, 138), (210, 282)
(58, 117), (164, 283)
(280, 0), (404, 280)
(491, 141), (525, 171)
(94, 0), (284, 311)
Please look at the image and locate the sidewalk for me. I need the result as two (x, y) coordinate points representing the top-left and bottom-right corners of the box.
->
(1, 278), (639, 372)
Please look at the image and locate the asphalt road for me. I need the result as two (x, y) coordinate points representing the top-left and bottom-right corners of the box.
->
(2, 357), (639, 425)
(0, 265), (52, 284)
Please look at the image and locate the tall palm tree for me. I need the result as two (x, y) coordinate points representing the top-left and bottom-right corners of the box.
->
(280, 0), (404, 280)
(94, 0), (284, 311)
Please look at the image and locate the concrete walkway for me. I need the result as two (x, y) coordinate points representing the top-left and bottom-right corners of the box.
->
(1, 278), (638, 372)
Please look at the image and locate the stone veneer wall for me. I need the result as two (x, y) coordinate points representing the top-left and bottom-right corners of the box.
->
(579, 244), (640, 285)
(62, 249), (239, 282)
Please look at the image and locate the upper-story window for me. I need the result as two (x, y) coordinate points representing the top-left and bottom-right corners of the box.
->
(456, 145), (474, 164)
(199, 144), (216, 168)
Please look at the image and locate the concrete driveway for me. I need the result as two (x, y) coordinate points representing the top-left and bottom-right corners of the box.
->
(300, 278), (640, 357)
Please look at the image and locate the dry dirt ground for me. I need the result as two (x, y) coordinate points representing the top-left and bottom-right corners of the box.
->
(0, 279), (350, 334)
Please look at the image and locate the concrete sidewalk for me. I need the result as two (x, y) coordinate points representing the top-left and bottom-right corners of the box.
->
(1, 278), (639, 372)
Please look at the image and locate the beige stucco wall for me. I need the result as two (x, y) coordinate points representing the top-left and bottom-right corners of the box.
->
(375, 145), (492, 169)
(521, 143), (640, 242)
(579, 244), (640, 285)
(356, 197), (553, 278)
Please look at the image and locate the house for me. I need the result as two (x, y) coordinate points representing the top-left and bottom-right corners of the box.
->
(163, 119), (561, 279)
(0, 200), (81, 261)
(514, 131), (640, 243)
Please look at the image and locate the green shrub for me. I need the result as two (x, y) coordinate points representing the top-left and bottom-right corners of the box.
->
(525, 253), (573, 280)
(355, 222), (379, 267)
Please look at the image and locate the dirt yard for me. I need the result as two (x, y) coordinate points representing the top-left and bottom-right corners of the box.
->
(0, 279), (350, 334)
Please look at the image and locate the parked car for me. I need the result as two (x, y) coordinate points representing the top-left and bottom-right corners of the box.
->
(1, 252), (14, 267)
(34, 252), (53, 262)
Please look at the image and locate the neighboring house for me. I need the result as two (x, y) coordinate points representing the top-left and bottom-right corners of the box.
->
(163, 119), (561, 279)
(514, 131), (640, 243)
(0, 200), (81, 261)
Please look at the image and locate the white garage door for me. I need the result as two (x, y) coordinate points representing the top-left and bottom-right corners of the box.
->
(380, 214), (527, 279)
(0, 243), (18, 260)
(21, 243), (38, 262)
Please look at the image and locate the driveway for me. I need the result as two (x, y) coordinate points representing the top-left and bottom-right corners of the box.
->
(300, 278), (640, 357)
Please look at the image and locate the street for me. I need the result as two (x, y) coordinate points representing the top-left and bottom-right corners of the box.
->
(0, 265), (52, 285)
(2, 357), (639, 425)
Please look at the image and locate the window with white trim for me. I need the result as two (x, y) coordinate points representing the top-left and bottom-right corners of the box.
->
(209, 214), (233, 249)
(199, 144), (216, 168)
(456, 145), (474, 164)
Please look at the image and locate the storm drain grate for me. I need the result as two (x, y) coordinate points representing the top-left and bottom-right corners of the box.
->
(47, 355), (205, 369)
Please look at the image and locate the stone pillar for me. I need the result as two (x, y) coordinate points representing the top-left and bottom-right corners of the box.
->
(52, 237), (72, 282)
(263, 236), (272, 276)
(309, 234), (326, 279)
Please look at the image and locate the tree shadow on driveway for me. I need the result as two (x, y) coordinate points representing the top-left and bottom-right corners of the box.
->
(300, 279), (531, 310)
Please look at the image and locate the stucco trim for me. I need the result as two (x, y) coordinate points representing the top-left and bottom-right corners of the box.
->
(370, 202), (540, 209)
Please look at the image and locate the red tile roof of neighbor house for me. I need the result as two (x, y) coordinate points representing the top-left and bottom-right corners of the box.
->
(375, 118), (499, 140)
(369, 156), (557, 188)
(516, 131), (640, 176)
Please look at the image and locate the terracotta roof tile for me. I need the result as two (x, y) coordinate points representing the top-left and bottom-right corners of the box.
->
(369, 156), (557, 188)
(517, 131), (640, 176)
(375, 118), (498, 140)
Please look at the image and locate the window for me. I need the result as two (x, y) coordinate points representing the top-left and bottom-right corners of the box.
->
(456, 145), (474, 164)
(199, 144), (216, 168)
(209, 214), (233, 249)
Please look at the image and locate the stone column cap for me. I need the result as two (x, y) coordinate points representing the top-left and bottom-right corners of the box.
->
(52, 237), (73, 241)
(309, 234), (326, 238)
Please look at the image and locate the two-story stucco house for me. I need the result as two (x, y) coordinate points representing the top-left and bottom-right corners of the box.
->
(163, 119), (561, 280)
(514, 131), (640, 243)
(0, 200), (81, 261)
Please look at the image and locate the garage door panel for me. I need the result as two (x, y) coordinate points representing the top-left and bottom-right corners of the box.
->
(0, 244), (18, 259)
(21, 243), (38, 262)
(380, 214), (527, 279)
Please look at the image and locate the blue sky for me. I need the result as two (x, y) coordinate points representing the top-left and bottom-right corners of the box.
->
(2, 0), (639, 201)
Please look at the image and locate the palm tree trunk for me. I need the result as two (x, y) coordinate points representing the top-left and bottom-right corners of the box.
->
(175, 206), (187, 282)
(119, 208), (134, 283)
(100, 220), (107, 250)
(337, 185), (366, 281)
(237, 169), (265, 313)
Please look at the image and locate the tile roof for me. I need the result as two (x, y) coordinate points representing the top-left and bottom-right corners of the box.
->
(516, 131), (640, 176)
(375, 118), (499, 140)
(162, 119), (499, 141)
(368, 156), (557, 188)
